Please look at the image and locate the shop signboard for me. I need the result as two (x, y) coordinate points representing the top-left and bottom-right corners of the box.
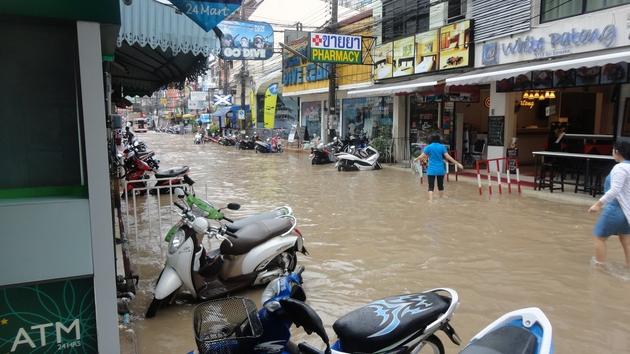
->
(283, 34), (331, 86)
(309, 32), (363, 64)
(263, 84), (278, 129)
(217, 20), (274, 60)
(190, 91), (207, 101)
(415, 30), (439, 74)
(393, 36), (415, 77)
(478, 9), (630, 67)
(438, 20), (472, 70)
(0, 277), (97, 353)
(188, 100), (207, 110)
(169, 0), (242, 32)
(373, 42), (393, 80)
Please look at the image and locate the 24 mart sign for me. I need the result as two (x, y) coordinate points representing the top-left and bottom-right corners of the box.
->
(0, 277), (97, 353)
(309, 32), (363, 64)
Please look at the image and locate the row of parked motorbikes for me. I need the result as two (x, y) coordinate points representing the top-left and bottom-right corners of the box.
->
(116, 132), (191, 197)
(310, 132), (382, 172)
(136, 177), (553, 354)
(195, 131), (284, 153)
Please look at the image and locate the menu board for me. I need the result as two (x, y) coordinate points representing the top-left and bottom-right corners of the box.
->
(487, 116), (505, 146)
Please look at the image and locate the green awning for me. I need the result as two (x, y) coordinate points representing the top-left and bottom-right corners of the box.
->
(112, 0), (220, 97)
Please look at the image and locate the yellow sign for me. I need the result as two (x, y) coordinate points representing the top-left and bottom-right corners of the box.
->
(311, 48), (362, 64)
(439, 20), (472, 70)
(520, 100), (535, 109)
(263, 84), (278, 129)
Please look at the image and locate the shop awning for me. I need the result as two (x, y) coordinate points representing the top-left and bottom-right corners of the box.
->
(347, 73), (460, 97)
(111, 0), (220, 96)
(446, 47), (630, 86)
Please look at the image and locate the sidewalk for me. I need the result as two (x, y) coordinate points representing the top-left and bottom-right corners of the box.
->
(384, 163), (596, 206)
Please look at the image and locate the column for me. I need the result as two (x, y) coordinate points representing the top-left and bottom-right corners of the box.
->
(392, 94), (407, 161)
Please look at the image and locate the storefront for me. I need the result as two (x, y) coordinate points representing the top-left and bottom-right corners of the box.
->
(281, 12), (374, 142)
(446, 5), (630, 168)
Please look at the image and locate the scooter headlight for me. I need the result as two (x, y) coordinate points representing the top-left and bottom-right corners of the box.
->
(168, 229), (186, 254)
(261, 277), (283, 307)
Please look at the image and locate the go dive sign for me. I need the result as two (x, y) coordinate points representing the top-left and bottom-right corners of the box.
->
(0, 277), (97, 353)
(309, 32), (363, 64)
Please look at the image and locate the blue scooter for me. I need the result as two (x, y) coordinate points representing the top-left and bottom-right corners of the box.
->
(459, 307), (553, 354)
(189, 266), (461, 353)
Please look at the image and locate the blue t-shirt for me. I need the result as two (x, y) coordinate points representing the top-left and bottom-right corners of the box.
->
(424, 143), (447, 176)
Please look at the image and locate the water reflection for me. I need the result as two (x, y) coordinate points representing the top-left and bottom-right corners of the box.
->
(124, 133), (630, 353)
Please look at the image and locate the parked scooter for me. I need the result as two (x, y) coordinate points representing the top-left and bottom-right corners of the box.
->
(145, 201), (307, 318)
(194, 132), (204, 144)
(219, 135), (237, 146)
(335, 145), (382, 171)
(188, 268), (460, 354)
(237, 135), (257, 150)
(256, 136), (283, 153)
(310, 137), (343, 165)
(163, 178), (294, 242)
(121, 150), (190, 197)
(460, 307), (553, 354)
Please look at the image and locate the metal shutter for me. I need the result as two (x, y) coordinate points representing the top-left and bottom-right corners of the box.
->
(472, 0), (532, 41)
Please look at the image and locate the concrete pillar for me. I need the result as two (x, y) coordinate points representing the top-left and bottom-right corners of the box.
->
(487, 81), (517, 171)
(392, 94), (407, 161)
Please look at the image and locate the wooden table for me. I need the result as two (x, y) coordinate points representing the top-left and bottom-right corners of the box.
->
(532, 151), (614, 195)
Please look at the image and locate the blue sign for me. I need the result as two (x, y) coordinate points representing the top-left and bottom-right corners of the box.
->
(169, 0), (242, 32)
(218, 20), (274, 60)
(282, 63), (330, 86)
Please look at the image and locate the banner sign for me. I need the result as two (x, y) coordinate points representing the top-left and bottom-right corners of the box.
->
(213, 94), (232, 105)
(263, 84), (278, 129)
(374, 19), (472, 80)
(169, 0), (242, 32)
(0, 277), (97, 353)
(217, 20), (274, 60)
(190, 91), (207, 101)
(188, 100), (207, 110)
(438, 20), (472, 70)
(309, 32), (363, 64)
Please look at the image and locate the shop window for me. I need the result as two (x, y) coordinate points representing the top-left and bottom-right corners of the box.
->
(341, 97), (393, 140)
(541, 0), (630, 22)
(0, 18), (85, 198)
(448, 0), (465, 21)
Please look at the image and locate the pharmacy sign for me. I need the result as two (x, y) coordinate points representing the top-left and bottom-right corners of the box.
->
(309, 32), (362, 64)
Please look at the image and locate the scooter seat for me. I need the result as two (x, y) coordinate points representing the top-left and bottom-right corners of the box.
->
(333, 292), (449, 353)
(460, 326), (537, 354)
(220, 218), (293, 256)
(225, 210), (287, 232)
(155, 166), (189, 178)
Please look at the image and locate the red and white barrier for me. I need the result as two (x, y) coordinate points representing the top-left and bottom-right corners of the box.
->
(476, 157), (521, 196)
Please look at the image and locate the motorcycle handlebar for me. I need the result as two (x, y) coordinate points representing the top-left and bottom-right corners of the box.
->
(174, 201), (187, 212)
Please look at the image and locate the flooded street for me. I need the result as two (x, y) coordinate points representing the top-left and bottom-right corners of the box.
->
(124, 132), (630, 353)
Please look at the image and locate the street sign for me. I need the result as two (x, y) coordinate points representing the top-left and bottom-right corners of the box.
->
(213, 94), (232, 105)
(238, 109), (245, 120)
(169, 0), (242, 32)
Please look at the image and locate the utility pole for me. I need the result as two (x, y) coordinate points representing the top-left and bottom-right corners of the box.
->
(240, 3), (248, 130)
(222, 59), (230, 135)
(325, 0), (338, 144)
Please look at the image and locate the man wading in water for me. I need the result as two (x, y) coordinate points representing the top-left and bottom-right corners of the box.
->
(415, 133), (463, 202)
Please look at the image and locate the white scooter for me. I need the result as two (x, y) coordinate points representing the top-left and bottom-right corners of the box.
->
(335, 145), (382, 171)
(145, 200), (307, 318)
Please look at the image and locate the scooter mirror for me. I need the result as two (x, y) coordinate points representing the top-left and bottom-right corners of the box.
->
(227, 203), (241, 210)
(174, 188), (186, 199)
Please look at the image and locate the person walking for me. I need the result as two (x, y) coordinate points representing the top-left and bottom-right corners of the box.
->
(415, 133), (463, 202)
(589, 141), (630, 267)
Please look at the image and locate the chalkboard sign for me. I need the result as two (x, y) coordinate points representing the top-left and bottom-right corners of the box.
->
(487, 116), (505, 146)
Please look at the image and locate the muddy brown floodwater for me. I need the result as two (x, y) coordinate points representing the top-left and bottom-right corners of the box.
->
(121, 132), (630, 354)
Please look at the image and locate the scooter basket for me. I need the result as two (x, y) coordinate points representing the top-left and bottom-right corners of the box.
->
(193, 297), (263, 354)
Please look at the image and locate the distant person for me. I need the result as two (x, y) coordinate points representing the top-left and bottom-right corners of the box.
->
(414, 133), (463, 202)
(240, 37), (249, 48)
(589, 141), (630, 267)
(124, 126), (134, 145)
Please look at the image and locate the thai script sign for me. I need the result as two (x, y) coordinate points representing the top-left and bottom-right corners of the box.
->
(169, 0), (242, 32)
(309, 32), (363, 64)
(217, 20), (274, 60)
(478, 9), (630, 67)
